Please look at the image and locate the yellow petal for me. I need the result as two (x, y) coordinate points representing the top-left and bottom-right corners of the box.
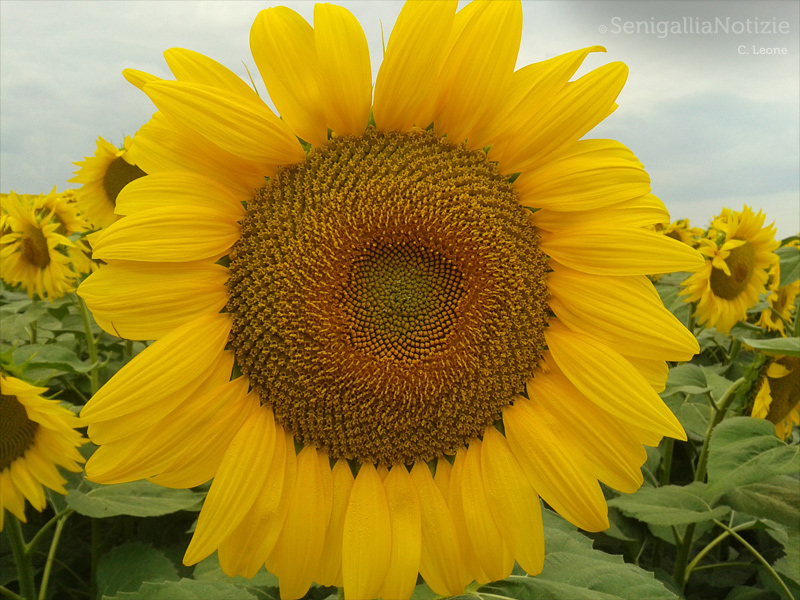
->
(127, 111), (267, 196)
(379, 465), (422, 600)
(270, 446), (331, 600)
(342, 463), (392, 600)
(516, 140), (650, 211)
(434, 0), (521, 147)
(545, 321), (685, 439)
(78, 260), (228, 341)
(434, 457), (452, 497)
(527, 366), (646, 494)
(504, 398), (609, 531)
(540, 226), (706, 276)
(250, 7), (327, 146)
(149, 384), (260, 489)
(410, 461), (470, 597)
(184, 407), (277, 565)
(91, 206), (239, 263)
(164, 48), (260, 99)
(81, 313), (230, 421)
(373, 0), (457, 132)
(448, 450), (490, 584)
(461, 439), (514, 582)
(262, 428), (297, 572)
(218, 416), (289, 578)
(547, 265), (699, 361)
(144, 80), (304, 165)
(317, 459), (354, 586)
(314, 4), (371, 135)
(531, 194), (669, 232)
(123, 68), (161, 90)
(626, 357), (670, 393)
(495, 61), (627, 174)
(480, 427), (544, 576)
(115, 172), (245, 219)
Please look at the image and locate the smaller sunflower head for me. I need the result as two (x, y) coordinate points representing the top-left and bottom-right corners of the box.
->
(750, 355), (800, 440)
(0, 374), (87, 530)
(758, 253), (800, 336)
(70, 135), (147, 230)
(0, 191), (79, 300)
(680, 206), (780, 333)
(661, 219), (704, 248)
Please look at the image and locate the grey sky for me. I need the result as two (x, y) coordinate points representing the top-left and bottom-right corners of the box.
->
(1, 0), (798, 238)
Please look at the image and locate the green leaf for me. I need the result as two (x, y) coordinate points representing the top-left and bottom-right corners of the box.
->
(722, 476), (800, 527)
(103, 579), (257, 600)
(67, 479), (203, 518)
(97, 543), (179, 598)
(737, 337), (800, 358)
(661, 364), (711, 397)
(774, 528), (800, 587)
(706, 417), (800, 495)
(607, 482), (730, 526)
(476, 510), (677, 599)
(13, 343), (95, 374)
(776, 244), (800, 287)
(193, 554), (279, 588)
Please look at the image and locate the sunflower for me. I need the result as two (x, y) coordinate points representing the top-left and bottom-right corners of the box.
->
(0, 191), (77, 300)
(660, 218), (704, 248)
(752, 356), (800, 440)
(70, 136), (146, 230)
(0, 374), (86, 530)
(680, 206), (779, 334)
(78, 2), (704, 598)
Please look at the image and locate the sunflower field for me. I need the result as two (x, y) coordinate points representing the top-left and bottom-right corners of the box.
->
(1, 2), (799, 600)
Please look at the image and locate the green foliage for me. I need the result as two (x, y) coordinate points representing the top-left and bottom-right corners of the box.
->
(66, 480), (204, 518)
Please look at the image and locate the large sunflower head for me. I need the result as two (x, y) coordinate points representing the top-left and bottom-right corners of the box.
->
(78, 3), (705, 598)
(0, 374), (86, 531)
(680, 206), (780, 334)
(69, 135), (147, 230)
(0, 191), (78, 300)
(751, 355), (800, 440)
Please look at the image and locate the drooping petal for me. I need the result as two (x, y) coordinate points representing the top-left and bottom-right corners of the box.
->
(410, 461), (470, 597)
(250, 7), (327, 146)
(342, 463), (392, 600)
(313, 4), (371, 135)
(183, 407), (277, 565)
(504, 397), (609, 531)
(480, 427), (544, 576)
(545, 321), (685, 439)
(373, 0), (457, 132)
(448, 451), (490, 584)
(164, 48), (261, 99)
(379, 465), (422, 600)
(460, 439), (514, 582)
(317, 459), (355, 586)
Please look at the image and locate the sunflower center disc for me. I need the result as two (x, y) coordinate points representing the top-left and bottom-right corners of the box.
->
(21, 227), (51, 269)
(102, 156), (146, 207)
(0, 394), (39, 470)
(226, 129), (549, 464)
(710, 241), (755, 299)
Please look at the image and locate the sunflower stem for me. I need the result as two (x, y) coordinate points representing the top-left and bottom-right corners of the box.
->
(726, 337), (742, 367)
(6, 516), (36, 600)
(712, 519), (794, 599)
(683, 520), (757, 585)
(77, 296), (99, 395)
(0, 586), (25, 600)
(659, 438), (674, 487)
(25, 508), (73, 555)
(37, 511), (70, 600)
(674, 376), (746, 591)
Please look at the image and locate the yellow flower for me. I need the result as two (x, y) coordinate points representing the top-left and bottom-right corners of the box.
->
(680, 206), (780, 334)
(0, 375), (86, 530)
(752, 356), (800, 440)
(661, 219), (704, 248)
(69, 136), (146, 230)
(78, 2), (704, 598)
(0, 191), (77, 300)
(758, 258), (799, 336)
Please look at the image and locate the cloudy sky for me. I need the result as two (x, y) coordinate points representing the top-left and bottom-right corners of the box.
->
(1, 0), (798, 238)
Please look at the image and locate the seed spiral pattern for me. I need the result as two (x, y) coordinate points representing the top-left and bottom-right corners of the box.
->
(0, 394), (39, 471)
(226, 128), (549, 464)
